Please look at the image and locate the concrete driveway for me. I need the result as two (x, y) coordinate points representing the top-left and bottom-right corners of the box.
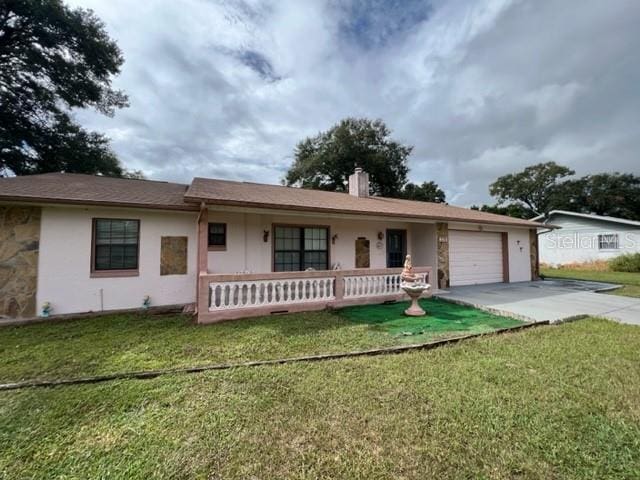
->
(436, 280), (640, 325)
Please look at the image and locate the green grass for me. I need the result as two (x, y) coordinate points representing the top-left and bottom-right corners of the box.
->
(0, 299), (521, 384)
(1, 318), (639, 479)
(541, 267), (640, 286)
(540, 267), (640, 298)
(607, 285), (640, 298)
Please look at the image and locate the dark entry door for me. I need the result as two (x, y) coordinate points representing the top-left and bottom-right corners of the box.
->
(386, 229), (406, 268)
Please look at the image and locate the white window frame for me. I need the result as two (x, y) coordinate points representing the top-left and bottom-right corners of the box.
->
(598, 233), (619, 250)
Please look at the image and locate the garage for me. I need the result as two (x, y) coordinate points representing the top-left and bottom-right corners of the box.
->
(449, 230), (505, 286)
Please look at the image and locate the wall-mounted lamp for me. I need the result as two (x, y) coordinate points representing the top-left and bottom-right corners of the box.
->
(332, 234), (338, 245)
(263, 230), (270, 242)
(377, 231), (384, 240)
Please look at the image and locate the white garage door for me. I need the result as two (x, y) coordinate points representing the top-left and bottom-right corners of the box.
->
(449, 230), (504, 286)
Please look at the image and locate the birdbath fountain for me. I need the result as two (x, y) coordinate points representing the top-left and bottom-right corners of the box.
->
(400, 254), (430, 316)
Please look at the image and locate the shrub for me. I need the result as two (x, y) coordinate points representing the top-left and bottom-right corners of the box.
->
(609, 253), (640, 272)
(563, 260), (610, 271)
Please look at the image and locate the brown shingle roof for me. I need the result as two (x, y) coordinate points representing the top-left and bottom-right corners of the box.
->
(0, 173), (548, 228)
(185, 177), (545, 228)
(0, 173), (196, 211)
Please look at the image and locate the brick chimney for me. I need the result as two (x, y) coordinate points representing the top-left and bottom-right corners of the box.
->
(348, 167), (370, 197)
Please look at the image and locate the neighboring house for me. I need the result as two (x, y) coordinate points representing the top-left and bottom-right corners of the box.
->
(0, 169), (545, 323)
(533, 210), (640, 266)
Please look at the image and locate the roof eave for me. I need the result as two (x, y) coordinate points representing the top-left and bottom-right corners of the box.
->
(185, 195), (546, 229)
(538, 210), (640, 227)
(0, 196), (199, 212)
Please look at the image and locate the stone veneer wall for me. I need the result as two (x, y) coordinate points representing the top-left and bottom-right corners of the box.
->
(0, 206), (41, 318)
(436, 222), (450, 289)
(529, 228), (539, 280)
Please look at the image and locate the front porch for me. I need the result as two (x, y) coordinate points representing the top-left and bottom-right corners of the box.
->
(195, 205), (439, 323)
(197, 266), (433, 323)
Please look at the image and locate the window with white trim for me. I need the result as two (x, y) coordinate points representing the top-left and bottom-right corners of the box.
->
(273, 226), (328, 271)
(598, 233), (619, 250)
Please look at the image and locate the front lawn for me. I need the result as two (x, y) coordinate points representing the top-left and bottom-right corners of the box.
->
(607, 285), (640, 298)
(0, 298), (521, 384)
(541, 267), (640, 298)
(1, 318), (639, 478)
(540, 266), (640, 287)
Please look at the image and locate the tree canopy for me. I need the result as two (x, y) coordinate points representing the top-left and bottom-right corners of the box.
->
(0, 0), (129, 176)
(285, 118), (412, 197)
(482, 162), (640, 221)
(285, 117), (446, 203)
(489, 162), (575, 216)
(470, 203), (531, 219)
(401, 181), (446, 203)
(554, 173), (640, 220)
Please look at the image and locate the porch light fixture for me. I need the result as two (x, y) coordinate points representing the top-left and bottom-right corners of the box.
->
(332, 234), (338, 245)
(377, 231), (384, 240)
(263, 230), (270, 242)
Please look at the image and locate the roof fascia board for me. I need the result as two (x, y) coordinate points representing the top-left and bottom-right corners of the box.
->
(0, 198), (198, 214)
(203, 202), (545, 229)
(540, 210), (640, 227)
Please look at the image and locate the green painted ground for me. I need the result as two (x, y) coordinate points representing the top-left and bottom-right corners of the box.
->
(339, 297), (522, 337)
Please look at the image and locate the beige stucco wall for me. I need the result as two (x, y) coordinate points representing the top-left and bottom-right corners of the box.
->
(32, 202), (530, 316)
(448, 222), (532, 283)
(37, 206), (198, 315)
(206, 209), (438, 273)
(410, 223), (438, 271)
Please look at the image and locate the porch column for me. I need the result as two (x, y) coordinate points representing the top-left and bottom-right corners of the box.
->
(529, 228), (540, 280)
(436, 222), (450, 289)
(196, 203), (209, 322)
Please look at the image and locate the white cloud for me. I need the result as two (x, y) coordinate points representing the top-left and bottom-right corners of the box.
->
(67, 0), (640, 205)
(522, 82), (586, 125)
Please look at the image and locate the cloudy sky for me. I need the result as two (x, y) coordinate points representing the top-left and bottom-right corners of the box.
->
(67, 0), (640, 206)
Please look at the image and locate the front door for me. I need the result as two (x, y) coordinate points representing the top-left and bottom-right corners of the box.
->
(386, 229), (406, 268)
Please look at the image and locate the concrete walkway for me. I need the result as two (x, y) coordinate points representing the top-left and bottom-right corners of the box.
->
(436, 280), (640, 326)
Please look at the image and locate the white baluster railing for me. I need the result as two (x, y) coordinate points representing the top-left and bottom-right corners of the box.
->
(201, 267), (432, 320)
(342, 271), (429, 299)
(210, 276), (335, 311)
